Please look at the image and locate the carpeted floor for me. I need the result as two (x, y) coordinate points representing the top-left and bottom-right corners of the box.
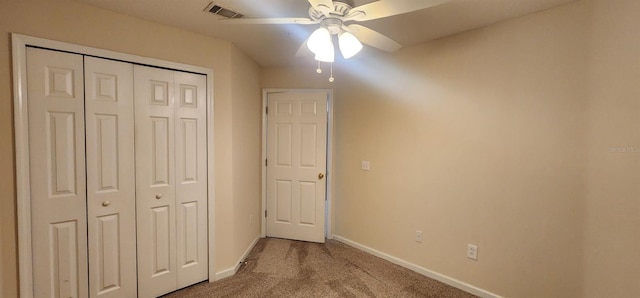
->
(163, 238), (478, 298)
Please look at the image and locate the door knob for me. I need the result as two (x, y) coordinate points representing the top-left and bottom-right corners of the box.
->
(155, 194), (163, 199)
(102, 201), (111, 207)
(318, 173), (325, 180)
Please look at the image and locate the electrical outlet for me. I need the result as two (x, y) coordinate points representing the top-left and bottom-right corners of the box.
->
(361, 160), (371, 171)
(467, 244), (478, 260)
(415, 230), (423, 243)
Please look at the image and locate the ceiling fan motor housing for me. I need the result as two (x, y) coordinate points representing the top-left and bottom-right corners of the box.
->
(333, 0), (355, 15)
(322, 18), (344, 35)
(309, 0), (354, 21)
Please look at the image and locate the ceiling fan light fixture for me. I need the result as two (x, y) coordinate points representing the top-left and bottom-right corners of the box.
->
(307, 27), (331, 54)
(338, 31), (362, 59)
(314, 40), (335, 62)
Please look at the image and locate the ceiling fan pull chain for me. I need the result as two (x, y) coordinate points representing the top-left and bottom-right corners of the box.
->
(316, 61), (323, 74)
(329, 62), (335, 82)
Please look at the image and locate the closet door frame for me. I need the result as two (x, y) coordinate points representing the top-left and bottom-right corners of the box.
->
(12, 33), (217, 298)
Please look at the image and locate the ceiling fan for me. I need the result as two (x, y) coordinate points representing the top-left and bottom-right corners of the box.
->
(222, 0), (447, 80)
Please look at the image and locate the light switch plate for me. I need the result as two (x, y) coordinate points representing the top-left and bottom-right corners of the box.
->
(415, 230), (423, 243)
(467, 244), (478, 260)
(361, 160), (370, 171)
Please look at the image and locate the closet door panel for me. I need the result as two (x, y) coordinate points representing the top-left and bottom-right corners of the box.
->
(174, 72), (208, 287)
(135, 65), (177, 298)
(27, 47), (89, 298)
(85, 57), (137, 298)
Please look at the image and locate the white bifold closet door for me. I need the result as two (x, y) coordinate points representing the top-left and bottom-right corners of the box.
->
(84, 56), (137, 298)
(134, 65), (208, 298)
(27, 47), (89, 298)
(27, 49), (137, 298)
(27, 47), (208, 298)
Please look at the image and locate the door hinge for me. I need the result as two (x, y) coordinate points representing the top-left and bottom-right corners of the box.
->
(265, 159), (268, 166)
(265, 210), (267, 218)
(265, 106), (268, 114)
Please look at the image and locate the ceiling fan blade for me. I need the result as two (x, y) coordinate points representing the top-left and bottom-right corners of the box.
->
(220, 17), (318, 25)
(350, 0), (448, 22)
(308, 0), (333, 17)
(348, 24), (402, 52)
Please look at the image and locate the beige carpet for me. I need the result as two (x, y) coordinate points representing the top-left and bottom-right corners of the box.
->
(163, 238), (478, 298)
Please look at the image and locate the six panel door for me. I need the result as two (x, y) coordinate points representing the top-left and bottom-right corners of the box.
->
(134, 65), (178, 298)
(27, 47), (89, 298)
(266, 91), (328, 243)
(135, 65), (209, 297)
(174, 72), (208, 288)
(85, 56), (137, 298)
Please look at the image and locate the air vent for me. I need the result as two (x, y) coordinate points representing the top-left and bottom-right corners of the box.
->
(204, 2), (243, 19)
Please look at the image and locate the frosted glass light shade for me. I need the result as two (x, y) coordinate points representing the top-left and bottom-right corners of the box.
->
(338, 32), (363, 59)
(307, 27), (331, 54)
(314, 40), (335, 62)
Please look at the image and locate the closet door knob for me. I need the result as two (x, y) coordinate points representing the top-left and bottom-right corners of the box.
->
(155, 194), (163, 199)
(102, 201), (111, 207)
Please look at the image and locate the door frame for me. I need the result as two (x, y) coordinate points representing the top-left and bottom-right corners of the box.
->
(12, 33), (217, 297)
(261, 89), (334, 240)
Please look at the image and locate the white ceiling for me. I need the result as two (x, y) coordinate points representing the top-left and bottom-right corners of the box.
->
(74, 0), (576, 67)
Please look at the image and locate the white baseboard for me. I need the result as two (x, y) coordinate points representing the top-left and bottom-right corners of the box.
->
(214, 235), (262, 281)
(332, 235), (501, 298)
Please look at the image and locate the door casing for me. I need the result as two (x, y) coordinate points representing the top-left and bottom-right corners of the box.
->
(261, 89), (334, 240)
(12, 33), (217, 298)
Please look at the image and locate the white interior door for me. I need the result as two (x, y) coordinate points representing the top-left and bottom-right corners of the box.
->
(135, 65), (208, 297)
(174, 72), (208, 288)
(84, 56), (137, 298)
(27, 47), (89, 298)
(266, 91), (328, 243)
(135, 65), (177, 297)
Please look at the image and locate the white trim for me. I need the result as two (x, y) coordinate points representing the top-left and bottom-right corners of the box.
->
(12, 33), (217, 296)
(332, 235), (502, 298)
(260, 90), (268, 237)
(214, 266), (237, 281)
(260, 89), (334, 240)
(206, 59), (217, 283)
(12, 34), (213, 75)
(12, 33), (34, 298)
(214, 236), (262, 280)
(325, 90), (334, 240)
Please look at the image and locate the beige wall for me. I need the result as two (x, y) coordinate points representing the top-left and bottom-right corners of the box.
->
(0, 0), (261, 296)
(260, 66), (334, 90)
(583, 0), (640, 296)
(230, 47), (262, 265)
(336, 3), (587, 296)
(264, 0), (640, 297)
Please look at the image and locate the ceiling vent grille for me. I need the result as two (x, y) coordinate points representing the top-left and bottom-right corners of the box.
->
(204, 2), (243, 19)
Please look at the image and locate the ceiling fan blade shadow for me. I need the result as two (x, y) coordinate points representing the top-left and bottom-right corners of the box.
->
(308, 0), (333, 17)
(350, 0), (448, 22)
(220, 17), (318, 25)
(348, 24), (402, 52)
